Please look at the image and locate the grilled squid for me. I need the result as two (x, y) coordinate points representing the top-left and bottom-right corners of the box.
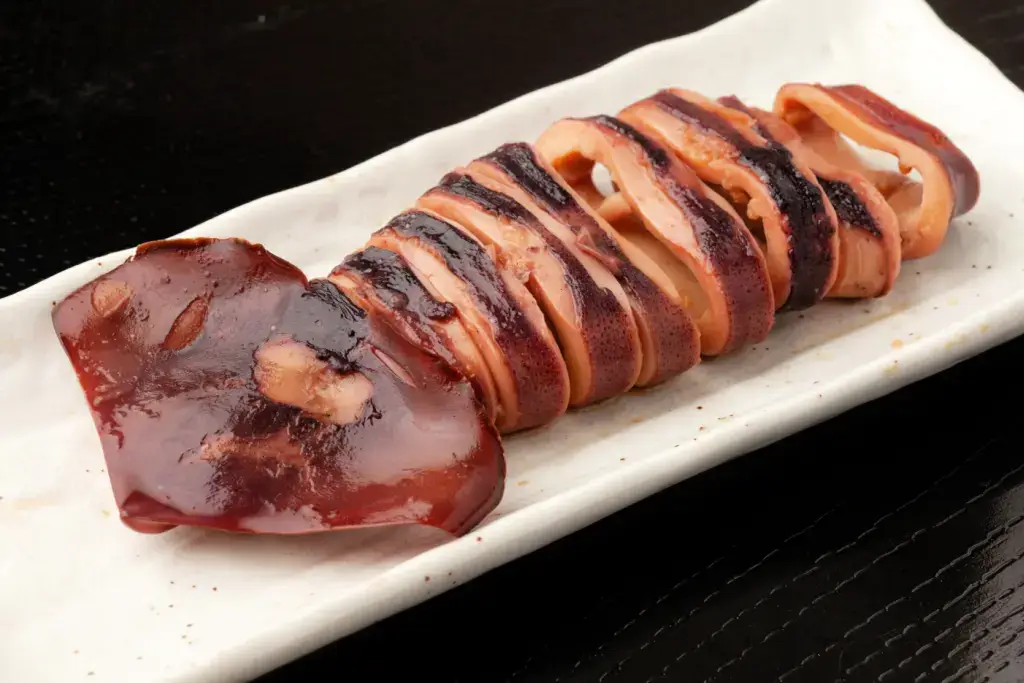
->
(616, 88), (840, 311)
(368, 210), (571, 433)
(535, 114), (774, 356)
(50, 80), (982, 540)
(328, 246), (502, 424)
(468, 143), (700, 386)
(52, 238), (505, 536)
(718, 95), (902, 299)
(773, 83), (981, 260)
(417, 171), (642, 406)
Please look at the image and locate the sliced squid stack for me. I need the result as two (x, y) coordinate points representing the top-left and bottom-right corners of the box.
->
(51, 238), (505, 536)
(368, 209), (571, 433)
(466, 143), (700, 387)
(328, 246), (501, 424)
(49, 81), (985, 541)
(773, 83), (981, 260)
(616, 88), (840, 312)
(535, 115), (774, 357)
(718, 95), (902, 299)
(417, 171), (642, 406)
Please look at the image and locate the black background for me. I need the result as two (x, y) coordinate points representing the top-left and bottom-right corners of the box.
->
(3, 1), (1024, 681)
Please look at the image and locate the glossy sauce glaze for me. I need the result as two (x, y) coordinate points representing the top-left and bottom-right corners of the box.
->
(52, 238), (504, 535)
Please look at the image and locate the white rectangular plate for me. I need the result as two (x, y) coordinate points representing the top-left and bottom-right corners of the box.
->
(3, 0), (1023, 680)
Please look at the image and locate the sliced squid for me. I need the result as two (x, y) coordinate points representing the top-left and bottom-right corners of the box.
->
(616, 88), (840, 311)
(417, 171), (641, 406)
(718, 95), (902, 299)
(49, 81), (985, 542)
(368, 209), (571, 432)
(773, 83), (981, 260)
(535, 115), (774, 356)
(51, 238), (505, 536)
(328, 246), (501, 423)
(468, 143), (699, 386)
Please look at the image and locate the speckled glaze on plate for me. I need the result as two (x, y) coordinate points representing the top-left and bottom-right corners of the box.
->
(1, 0), (1022, 680)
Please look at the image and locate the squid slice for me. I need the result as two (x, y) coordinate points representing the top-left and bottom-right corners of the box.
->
(535, 115), (774, 357)
(719, 95), (902, 299)
(417, 171), (642, 406)
(368, 209), (571, 433)
(773, 83), (981, 260)
(329, 246), (501, 424)
(467, 143), (700, 387)
(617, 88), (840, 311)
(51, 238), (504, 536)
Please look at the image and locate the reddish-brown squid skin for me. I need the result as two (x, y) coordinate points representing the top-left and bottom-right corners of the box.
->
(51, 238), (505, 536)
(617, 89), (840, 313)
(417, 171), (643, 407)
(718, 95), (903, 300)
(468, 143), (700, 388)
(534, 115), (775, 357)
(368, 210), (572, 433)
(328, 246), (503, 427)
(773, 83), (981, 260)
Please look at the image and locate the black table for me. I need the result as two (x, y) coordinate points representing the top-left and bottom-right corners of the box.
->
(4, 1), (1023, 681)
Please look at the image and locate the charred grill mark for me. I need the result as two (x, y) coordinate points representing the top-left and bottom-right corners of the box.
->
(650, 91), (751, 147)
(649, 91), (835, 310)
(331, 247), (502, 422)
(817, 178), (882, 237)
(478, 144), (628, 267)
(338, 247), (458, 323)
(433, 172), (595, 309)
(476, 148), (698, 381)
(588, 114), (673, 170)
(437, 172), (538, 226)
(741, 145), (835, 310)
(480, 143), (578, 213)
(380, 211), (525, 335)
(718, 96), (883, 243)
(431, 172), (638, 402)
(379, 210), (567, 426)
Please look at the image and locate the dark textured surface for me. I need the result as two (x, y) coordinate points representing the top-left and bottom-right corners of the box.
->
(3, 0), (1024, 681)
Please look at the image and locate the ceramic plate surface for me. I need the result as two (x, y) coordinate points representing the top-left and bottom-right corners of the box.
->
(3, 0), (1023, 680)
